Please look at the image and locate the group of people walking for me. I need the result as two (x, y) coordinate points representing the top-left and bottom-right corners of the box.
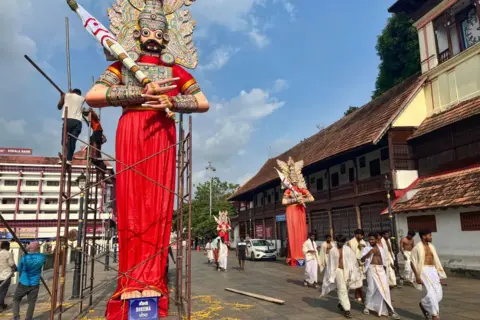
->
(204, 236), (229, 271)
(303, 229), (445, 319)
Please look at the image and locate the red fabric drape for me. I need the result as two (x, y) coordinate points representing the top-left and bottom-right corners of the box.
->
(106, 110), (176, 319)
(284, 187), (308, 266)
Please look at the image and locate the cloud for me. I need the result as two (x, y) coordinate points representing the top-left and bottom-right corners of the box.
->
(249, 28), (270, 48)
(199, 46), (239, 71)
(193, 80), (285, 179)
(272, 79), (289, 93)
(191, 0), (294, 49)
(237, 173), (254, 185)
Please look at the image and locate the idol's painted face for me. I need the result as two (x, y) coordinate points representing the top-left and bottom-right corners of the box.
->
(138, 27), (169, 53)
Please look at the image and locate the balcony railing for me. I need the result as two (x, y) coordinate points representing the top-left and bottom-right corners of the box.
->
(438, 48), (451, 64)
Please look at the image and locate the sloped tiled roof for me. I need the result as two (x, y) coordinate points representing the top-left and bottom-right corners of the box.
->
(391, 166), (480, 213)
(410, 96), (480, 139)
(0, 148), (112, 168)
(229, 74), (425, 200)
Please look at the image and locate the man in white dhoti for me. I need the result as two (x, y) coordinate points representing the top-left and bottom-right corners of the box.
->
(218, 237), (228, 272)
(318, 234), (334, 274)
(410, 229), (446, 320)
(400, 231), (415, 283)
(380, 231), (397, 288)
(320, 235), (362, 319)
(303, 233), (320, 288)
(361, 233), (400, 319)
(204, 239), (214, 264)
(348, 229), (366, 303)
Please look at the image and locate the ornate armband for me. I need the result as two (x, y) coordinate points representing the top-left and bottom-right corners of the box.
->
(284, 197), (297, 205)
(169, 95), (199, 113)
(106, 86), (144, 106)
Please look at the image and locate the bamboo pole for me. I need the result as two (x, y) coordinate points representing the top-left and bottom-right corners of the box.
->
(225, 288), (285, 305)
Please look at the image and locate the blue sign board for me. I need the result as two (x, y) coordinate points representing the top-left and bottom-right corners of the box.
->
(276, 214), (286, 222)
(128, 297), (158, 320)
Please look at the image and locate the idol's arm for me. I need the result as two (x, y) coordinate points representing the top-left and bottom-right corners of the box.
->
(281, 192), (297, 205)
(303, 190), (315, 203)
(85, 67), (178, 108)
(193, 91), (209, 113)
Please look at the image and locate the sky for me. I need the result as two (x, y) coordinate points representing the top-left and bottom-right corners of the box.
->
(0, 0), (397, 188)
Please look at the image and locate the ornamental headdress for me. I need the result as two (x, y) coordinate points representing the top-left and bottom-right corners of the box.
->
(107, 0), (198, 68)
(276, 157), (307, 189)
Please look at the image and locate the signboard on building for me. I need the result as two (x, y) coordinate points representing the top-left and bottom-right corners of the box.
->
(276, 214), (286, 222)
(128, 297), (158, 320)
(265, 227), (272, 238)
(16, 228), (36, 238)
(0, 148), (32, 155)
(255, 225), (264, 238)
(86, 226), (104, 234)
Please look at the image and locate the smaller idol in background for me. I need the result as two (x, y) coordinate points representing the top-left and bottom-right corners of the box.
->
(214, 211), (231, 245)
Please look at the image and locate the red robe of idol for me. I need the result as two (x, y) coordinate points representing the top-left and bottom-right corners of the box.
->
(104, 56), (198, 319)
(284, 186), (309, 266)
(217, 222), (230, 243)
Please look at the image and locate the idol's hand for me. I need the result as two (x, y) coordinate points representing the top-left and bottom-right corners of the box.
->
(141, 94), (172, 110)
(143, 77), (179, 96)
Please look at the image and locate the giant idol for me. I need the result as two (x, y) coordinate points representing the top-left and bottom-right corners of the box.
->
(67, 0), (209, 317)
(275, 157), (314, 266)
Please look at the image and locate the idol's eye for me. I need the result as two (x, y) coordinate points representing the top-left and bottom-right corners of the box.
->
(141, 29), (150, 37)
(155, 31), (163, 39)
(163, 32), (170, 42)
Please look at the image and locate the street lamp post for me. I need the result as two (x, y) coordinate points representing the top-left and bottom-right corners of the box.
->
(72, 171), (86, 299)
(384, 175), (401, 285)
(105, 207), (113, 271)
(205, 162), (216, 216)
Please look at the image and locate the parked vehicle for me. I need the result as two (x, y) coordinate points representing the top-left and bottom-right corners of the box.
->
(246, 239), (277, 261)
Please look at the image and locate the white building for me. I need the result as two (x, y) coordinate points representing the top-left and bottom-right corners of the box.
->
(0, 149), (115, 240)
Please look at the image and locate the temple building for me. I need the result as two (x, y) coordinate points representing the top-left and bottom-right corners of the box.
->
(0, 148), (115, 240)
(229, 0), (480, 264)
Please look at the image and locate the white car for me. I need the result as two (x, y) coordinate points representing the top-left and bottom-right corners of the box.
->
(246, 239), (277, 261)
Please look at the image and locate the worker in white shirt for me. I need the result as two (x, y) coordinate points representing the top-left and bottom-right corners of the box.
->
(57, 89), (86, 165)
(0, 241), (16, 310)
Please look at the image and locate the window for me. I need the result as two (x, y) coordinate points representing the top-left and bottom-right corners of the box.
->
(45, 198), (58, 205)
(460, 211), (480, 231)
(71, 181), (78, 187)
(331, 173), (339, 187)
(316, 178), (324, 191)
(0, 211), (14, 214)
(433, 5), (479, 64)
(407, 215), (437, 232)
(1, 199), (16, 205)
(348, 167), (355, 182)
(23, 198), (37, 205)
(3, 180), (17, 186)
(380, 148), (389, 161)
(309, 176), (315, 184)
(359, 156), (366, 168)
(25, 181), (39, 186)
(46, 181), (60, 187)
(267, 194), (272, 204)
(70, 199), (79, 205)
(369, 159), (381, 177)
(340, 164), (346, 174)
(21, 211), (36, 215)
(275, 191), (279, 202)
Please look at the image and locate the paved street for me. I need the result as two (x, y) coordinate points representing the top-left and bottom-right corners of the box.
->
(1, 251), (480, 319)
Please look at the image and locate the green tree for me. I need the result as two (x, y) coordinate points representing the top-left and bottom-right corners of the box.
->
(344, 106), (359, 116)
(373, 13), (420, 98)
(174, 177), (239, 239)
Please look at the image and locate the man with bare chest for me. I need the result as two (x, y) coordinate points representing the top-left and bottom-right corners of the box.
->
(361, 233), (400, 319)
(400, 231), (415, 282)
(318, 234), (334, 273)
(410, 230), (446, 320)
